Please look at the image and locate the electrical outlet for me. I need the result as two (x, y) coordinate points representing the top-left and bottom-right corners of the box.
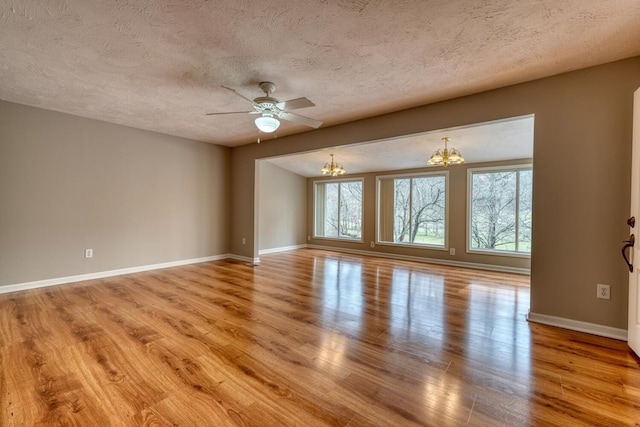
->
(242, 237), (246, 245)
(597, 284), (610, 300)
(370, 241), (375, 248)
(85, 249), (93, 258)
(307, 235), (311, 241)
(450, 248), (455, 256)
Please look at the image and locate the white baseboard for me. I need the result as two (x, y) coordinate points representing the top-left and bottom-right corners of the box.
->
(527, 311), (627, 341)
(305, 244), (530, 275)
(227, 254), (261, 265)
(0, 254), (230, 295)
(258, 244), (307, 255)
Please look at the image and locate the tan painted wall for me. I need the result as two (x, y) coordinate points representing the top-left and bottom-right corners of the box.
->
(258, 160), (307, 251)
(0, 101), (230, 287)
(230, 57), (640, 329)
(306, 159), (532, 271)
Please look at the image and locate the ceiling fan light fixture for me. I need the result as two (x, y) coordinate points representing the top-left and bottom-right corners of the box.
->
(255, 115), (280, 133)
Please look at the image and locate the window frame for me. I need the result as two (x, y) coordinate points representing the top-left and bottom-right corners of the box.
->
(313, 178), (364, 243)
(466, 164), (533, 258)
(375, 171), (449, 250)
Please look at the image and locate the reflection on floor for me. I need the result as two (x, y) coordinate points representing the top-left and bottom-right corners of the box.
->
(0, 248), (638, 425)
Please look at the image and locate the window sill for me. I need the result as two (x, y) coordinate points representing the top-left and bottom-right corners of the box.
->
(375, 241), (447, 251)
(466, 248), (531, 259)
(313, 236), (363, 244)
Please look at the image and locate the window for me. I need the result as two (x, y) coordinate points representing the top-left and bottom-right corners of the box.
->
(314, 180), (363, 240)
(468, 166), (532, 255)
(377, 173), (447, 248)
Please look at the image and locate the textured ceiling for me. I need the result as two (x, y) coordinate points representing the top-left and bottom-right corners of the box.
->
(1, 0), (640, 147)
(266, 115), (534, 176)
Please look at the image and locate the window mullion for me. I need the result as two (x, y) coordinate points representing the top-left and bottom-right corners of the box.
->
(337, 183), (342, 238)
(409, 178), (414, 241)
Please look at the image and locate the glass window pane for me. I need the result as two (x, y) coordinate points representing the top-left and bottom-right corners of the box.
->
(324, 183), (340, 237)
(471, 171), (517, 251)
(339, 181), (362, 239)
(378, 174), (446, 248)
(518, 170), (533, 253)
(314, 180), (362, 241)
(411, 176), (446, 246)
(393, 179), (411, 242)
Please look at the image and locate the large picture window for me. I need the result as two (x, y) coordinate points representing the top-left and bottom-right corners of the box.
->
(314, 180), (363, 241)
(468, 166), (532, 255)
(377, 173), (447, 248)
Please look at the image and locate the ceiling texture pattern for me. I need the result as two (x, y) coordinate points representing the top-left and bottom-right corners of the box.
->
(1, 0), (640, 148)
(267, 115), (535, 177)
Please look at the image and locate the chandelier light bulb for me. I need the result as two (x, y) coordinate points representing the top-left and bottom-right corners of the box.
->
(428, 137), (465, 167)
(320, 153), (346, 176)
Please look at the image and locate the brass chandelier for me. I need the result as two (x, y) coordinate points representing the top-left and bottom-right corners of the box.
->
(320, 153), (346, 176)
(427, 137), (465, 167)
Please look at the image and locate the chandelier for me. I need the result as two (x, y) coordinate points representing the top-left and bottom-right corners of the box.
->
(427, 137), (465, 167)
(321, 153), (346, 176)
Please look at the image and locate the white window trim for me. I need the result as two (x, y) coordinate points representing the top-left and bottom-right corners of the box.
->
(375, 171), (449, 250)
(313, 177), (364, 243)
(466, 164), (532, 258)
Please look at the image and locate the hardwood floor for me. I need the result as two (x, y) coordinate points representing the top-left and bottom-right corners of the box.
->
(1, 249), (639, 426)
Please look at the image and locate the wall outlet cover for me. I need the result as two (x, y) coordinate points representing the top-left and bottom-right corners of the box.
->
(597, 284), (610, 300)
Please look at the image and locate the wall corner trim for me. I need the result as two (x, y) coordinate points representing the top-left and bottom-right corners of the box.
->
(0, 254), (230, 295)
(527, 311), (627, 341)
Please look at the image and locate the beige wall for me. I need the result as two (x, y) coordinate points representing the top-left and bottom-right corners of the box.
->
(258, 160), (307, 251)
(3, 57), (638, 330)
(306, 159), (532, 271)
(230, 57), (640, 330)
(0, 101), (230, 287)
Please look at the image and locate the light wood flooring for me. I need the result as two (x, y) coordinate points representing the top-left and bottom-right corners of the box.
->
(1, 249), (639, 426)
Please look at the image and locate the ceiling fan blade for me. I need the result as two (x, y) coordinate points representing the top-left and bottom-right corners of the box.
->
(221, 85), (255, 103)
(206, 111), (252, 116)
(276, 97), (315, 110)
(280, 111), (323, 128)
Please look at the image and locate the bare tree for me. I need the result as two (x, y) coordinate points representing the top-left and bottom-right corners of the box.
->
(409, 177), (445, 243)
(471, 172), (517, 249)
(339, 181), (362, 238)
(394, 179), (411, 242)
(517, 170), (533, 249)
(324, 181), (362, 239)
(391, 176), (445, 244)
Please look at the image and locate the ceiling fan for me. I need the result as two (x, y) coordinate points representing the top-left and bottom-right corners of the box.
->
(207, 81), (323, 134)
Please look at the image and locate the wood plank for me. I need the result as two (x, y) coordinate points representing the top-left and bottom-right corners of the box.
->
(1, 248), (639, 425)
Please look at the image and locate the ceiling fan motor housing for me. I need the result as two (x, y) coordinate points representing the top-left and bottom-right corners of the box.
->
(253, 96), (282, 118)
(254, 96), (279, 108)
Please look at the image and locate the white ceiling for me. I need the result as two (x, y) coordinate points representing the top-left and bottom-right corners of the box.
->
(265, 114), (534, 176)
(1, 1), (639, 149)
